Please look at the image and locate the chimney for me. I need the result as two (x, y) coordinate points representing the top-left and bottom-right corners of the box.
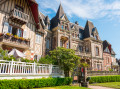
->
(75, 21), (79, 25)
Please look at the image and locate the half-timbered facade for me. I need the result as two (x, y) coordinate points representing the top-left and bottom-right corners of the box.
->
(0, 0), (45, 60)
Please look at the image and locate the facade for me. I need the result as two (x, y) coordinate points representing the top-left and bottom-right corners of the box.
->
(0, 0), (48, 60)
(0, 1), (118, 71)
(103, 40), (119, 71)
(51, 4), (103, 71)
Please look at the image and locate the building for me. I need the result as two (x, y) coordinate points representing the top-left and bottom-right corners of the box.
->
(103, 40), (119, 71)
(51, 4), (103, 71)
(0, 0), (118, 71)
(0, 0), (50, 61)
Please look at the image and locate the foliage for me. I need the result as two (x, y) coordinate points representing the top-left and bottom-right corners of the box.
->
(0, 48), (8, 59)
(109, 68), (113, 71)
(6, 33), (13, 36)
(21, 58), (36, 63)
(50, 47), (81, 77)
(14, 35), (19, 39)
(0, 77), (72, 89)
(38, 55), (53, 64)
(89, 75), (120, 84)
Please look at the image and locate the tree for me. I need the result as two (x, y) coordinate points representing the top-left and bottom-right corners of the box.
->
(50, 47), (81, 77)
(38, 55), (53, 64)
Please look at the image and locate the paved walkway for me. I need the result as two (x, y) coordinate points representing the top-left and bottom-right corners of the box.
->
(89, 86), (115, 89)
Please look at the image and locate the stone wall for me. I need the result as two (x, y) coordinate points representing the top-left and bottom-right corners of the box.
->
(87, 71), (119, 76)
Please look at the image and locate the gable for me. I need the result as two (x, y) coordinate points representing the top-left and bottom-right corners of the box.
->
(104, 47), (110, 53)
(60, 14), (69, 22)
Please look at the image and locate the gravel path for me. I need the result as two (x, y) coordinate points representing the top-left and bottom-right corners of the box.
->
(89, 86), (115, 89)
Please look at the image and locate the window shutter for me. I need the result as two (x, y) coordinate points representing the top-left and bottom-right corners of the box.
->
(23, 29), (27, 38)
(3, 22), (9, 33)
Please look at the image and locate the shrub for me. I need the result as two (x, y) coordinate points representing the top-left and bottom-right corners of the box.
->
(0, 77), (72, 89)
(89, 75), (120, 84)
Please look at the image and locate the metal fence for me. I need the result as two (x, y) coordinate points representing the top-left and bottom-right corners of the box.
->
(0, 60), (64, 75)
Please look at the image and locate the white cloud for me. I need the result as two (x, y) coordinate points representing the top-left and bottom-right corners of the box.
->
(36, 0), (120, 19)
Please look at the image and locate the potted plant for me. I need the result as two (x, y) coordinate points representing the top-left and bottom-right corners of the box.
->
(0, 33), (3, 36)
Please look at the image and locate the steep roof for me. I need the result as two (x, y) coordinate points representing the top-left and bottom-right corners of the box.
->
(56, 4), (65, 19)
(84, 20), (95, 38)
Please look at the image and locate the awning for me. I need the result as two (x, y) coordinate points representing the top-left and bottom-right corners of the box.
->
(8, 49), (26, 58)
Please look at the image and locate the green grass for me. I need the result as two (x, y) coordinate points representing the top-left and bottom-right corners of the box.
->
(91, 82), (120, 89)
(34, 86), (90, 89)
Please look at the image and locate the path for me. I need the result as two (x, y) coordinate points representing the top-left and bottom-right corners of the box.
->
(89, 86), (115, 89)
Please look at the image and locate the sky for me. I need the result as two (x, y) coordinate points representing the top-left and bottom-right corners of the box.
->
(36, 0), (120, 58)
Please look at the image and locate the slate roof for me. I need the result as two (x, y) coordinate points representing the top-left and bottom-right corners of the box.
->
(103, 40), (116, 55)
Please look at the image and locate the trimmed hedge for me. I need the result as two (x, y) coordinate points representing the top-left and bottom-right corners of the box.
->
(0, 77), (72, 89)
(89, 75), (120, 84)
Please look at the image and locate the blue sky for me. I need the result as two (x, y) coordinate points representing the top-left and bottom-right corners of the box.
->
(36, 0), (120, 58)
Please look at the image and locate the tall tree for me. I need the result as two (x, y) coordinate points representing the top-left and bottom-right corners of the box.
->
(50, 47), (81, 77)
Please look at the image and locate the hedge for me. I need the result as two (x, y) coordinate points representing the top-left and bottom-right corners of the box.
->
(0, 77), (72, 89)
(89, 75), (120, 84)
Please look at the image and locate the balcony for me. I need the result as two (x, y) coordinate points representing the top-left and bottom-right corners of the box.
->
(75, 51), (91, 58)
(112, 62), (119, 66)
(10, 8), (29, 24)
(0, 34), (30, 49)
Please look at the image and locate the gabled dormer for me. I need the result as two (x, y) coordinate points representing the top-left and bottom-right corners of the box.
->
(84, 20), (100, 40)
(51, 4), (69, 31)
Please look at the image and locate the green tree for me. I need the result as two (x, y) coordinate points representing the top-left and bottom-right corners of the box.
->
(38, 55), (53, 64)
(50, 47), (81, 77)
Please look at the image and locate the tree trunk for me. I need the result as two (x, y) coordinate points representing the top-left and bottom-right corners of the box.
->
(64, 70), (69, 77)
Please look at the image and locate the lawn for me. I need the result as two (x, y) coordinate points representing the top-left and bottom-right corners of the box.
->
(91, 82), (120, 89)
(34, 86), (90, 89)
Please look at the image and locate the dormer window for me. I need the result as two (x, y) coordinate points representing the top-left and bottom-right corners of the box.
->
(65, 25), (67, 30)
(94, 35), (98, 40)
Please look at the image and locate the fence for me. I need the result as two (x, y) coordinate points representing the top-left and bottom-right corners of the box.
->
(87, 71), (119, 76)
(0, 60), (64, 76)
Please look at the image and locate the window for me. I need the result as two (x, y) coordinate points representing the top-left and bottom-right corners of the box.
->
(66, 42), (69, 49)
(61, 25), (64, 30)
(15, 5), (23, 12)
(36, 34), (41, 44)
(60, 40), (63, 47)
(3, 22), (9, 33)
(94, 36), (98, 40)
(79, 33), (83, 40)
(3, 22), (23, 37)
(96, 47), (99, 56)
(79, 46), (83, 52)
(65, 25), (67, 30)
(46, 39), (50, 49)
(34, 55), (41, 61)
(104, 47), (110, 53)
(72, 33), (74, 37)
(85, 47), (89, 52)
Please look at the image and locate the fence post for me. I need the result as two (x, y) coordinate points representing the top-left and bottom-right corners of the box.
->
(10, 59), (13, 75)
(34, 62), (36, 74)
(49, 64), (52, 74)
